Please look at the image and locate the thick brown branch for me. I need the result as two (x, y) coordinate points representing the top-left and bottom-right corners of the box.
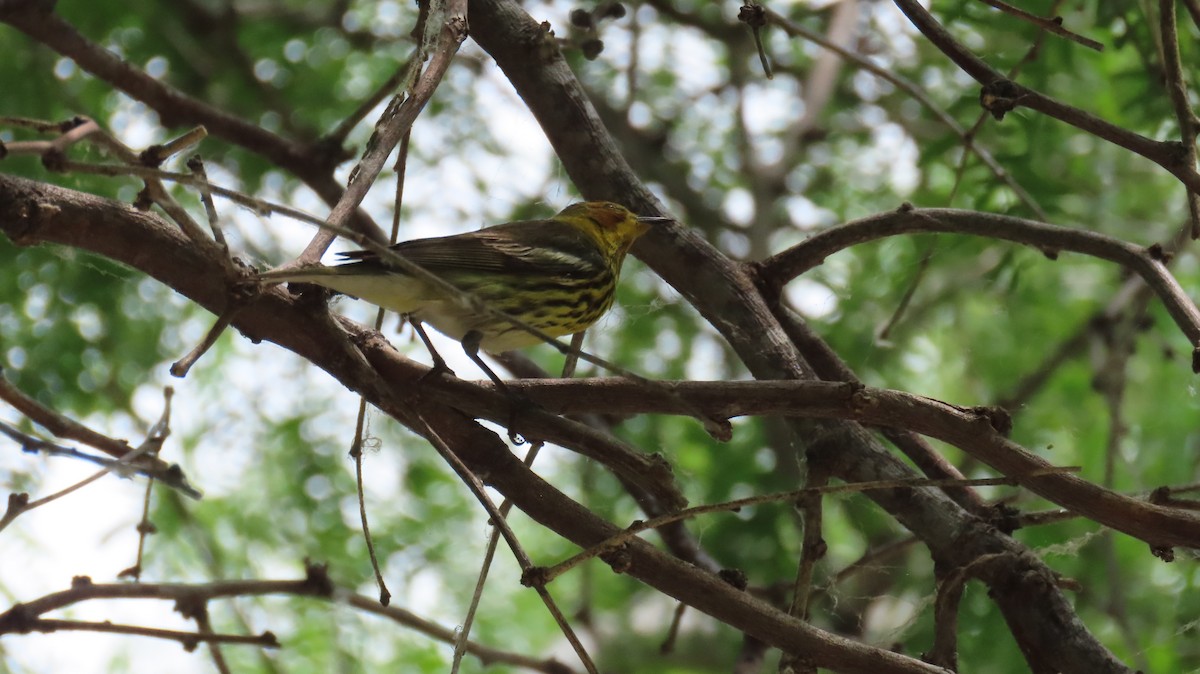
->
(758, 206), (1200, 349)
(891, 0), (1200, 194)
(1, 20), (1137, 662)
(0, 170), (948, 674)
(416, 376), (1200, 549)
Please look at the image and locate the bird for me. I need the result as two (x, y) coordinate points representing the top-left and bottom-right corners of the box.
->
(258, 201), (666, 385)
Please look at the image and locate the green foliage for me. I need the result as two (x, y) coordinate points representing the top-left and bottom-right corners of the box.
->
(3, 1), (1200, 673)
(1, 240), (179, 415)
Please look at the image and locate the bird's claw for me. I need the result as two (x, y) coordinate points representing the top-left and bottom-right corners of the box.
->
(504, 391), (539, 446)
(417, 358), (456, 385)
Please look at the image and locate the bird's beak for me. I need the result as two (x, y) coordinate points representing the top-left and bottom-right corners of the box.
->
(634, 214), (672, 235)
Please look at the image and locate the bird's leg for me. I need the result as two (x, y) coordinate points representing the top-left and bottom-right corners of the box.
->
(460, 330), (535, 445)
(409, 317), (456, 381)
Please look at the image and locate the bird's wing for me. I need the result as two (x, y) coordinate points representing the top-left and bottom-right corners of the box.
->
(337, 220), (607, 278)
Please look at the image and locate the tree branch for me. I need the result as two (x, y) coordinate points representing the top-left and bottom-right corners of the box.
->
(757, 205), (1200, 350)
(463, 3), (1137, 669)
(0, 166), (950, 674)
(1, 127), (1134, 674)
(891, 0), (1200, 194)
(0, 1), (383, 241)
(0, 570), (576, 674)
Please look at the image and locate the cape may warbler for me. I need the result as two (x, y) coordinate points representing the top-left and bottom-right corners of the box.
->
(259, 201), (665, 356)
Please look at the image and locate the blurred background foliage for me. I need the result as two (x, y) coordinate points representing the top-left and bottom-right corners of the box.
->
(2, 0), (1199, 672)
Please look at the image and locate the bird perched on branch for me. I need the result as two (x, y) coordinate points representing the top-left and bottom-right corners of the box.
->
(258, 201), (666, 384)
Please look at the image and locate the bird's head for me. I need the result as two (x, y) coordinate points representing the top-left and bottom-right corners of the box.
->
(556, 201), (670, 259)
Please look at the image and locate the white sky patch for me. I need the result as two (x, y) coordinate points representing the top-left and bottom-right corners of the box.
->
(786, 278), (838, 319)
(742, 78), (802, 132)
(640, 22), (724, 94)
(684, 333), (729, 382)
(784, 194), (836, 230)
(717, 228), (750, 259)
(723, 187), (755, 225)
(53, 57), (76, 80)
(1, 433), (209, 673)
(108, 93), (163, 148)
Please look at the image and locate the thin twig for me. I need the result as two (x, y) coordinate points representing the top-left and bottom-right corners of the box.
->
(758, 206), (1200, 349)
(892, 0), (1200, 195)
(779, 466), (827, 674)
(1, 387), (195, 531)
(414, 413), (599, 674)
(1157, 0), (1200, 238)
(26, 618), (278, 649)
(6, 117), (221, 250)
(948, 0), (1063, 218)
(0, 419), (194, 496)
(325, 58), (418, 145)
(193, 608), (233, 674)
(787, 470), (827, 622)
(185, 153), (229, 253)
(170, 305), (245, 378)
(973, 0), (1104, 51)
(54, 158), (326, 227)
(116, 478), (157, 582)
(926, 562), (967, 668)
(451, 438), (544, 673)
(0, 564), (575, 673)
(659, 600), (688, 653)
(294, 0), (468, 264)
(762, 8), (1048, 220)
(875, 241), (934, 343)
(452, 331), (583, 673)
(532, 469), (1078, 586)
(349, 416), (390, 605)
(349, 129), (412, 608)
(140, 126), (210, 167)
(737, 2), (773, 79)
(0, 9), (381, 240)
